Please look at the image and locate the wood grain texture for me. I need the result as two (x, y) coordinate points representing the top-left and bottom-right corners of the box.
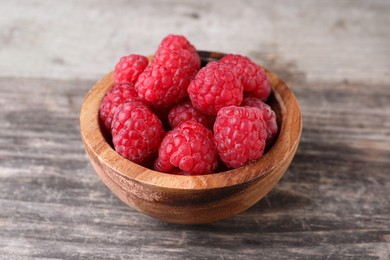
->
(1, 76), (389, 258)
(1, 0), (390, 259)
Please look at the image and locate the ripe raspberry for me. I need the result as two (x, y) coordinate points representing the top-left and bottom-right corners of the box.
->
(214, 106), (267, 169)
(99, 83), (141, 131)
(135, 62), (196, 108)
(220, 54), (271, 101)
(135, 35), (200, 108)
(157, 34), (197, 54)
(114, 54), (148, 84)
(154, 34), (200, 70)
(154, 47), (200, 71)
(242, 97), (278, 144)
(155, 121), (218, 175)
(111, 101), (165, 164)
(188, 62), (243, 116)
(168, 99), (215, 129)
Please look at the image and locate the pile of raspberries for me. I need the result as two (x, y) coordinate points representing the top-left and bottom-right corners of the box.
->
(99, 34), (278, 175)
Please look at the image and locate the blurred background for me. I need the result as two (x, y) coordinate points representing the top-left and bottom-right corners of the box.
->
(1, 0), (388, 84)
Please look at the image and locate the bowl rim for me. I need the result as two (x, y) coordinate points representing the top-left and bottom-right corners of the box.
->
(80, 51), (302, 190)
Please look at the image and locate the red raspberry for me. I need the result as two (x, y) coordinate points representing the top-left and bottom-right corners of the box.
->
(242, 97), (278, 144)
(154, 34), (200, 70)
(214, 106), (267, 169)
(135, 35), (200, 108)
(188, 62), (243, 116)
(168, 99), (215, 129)
(154, 47), (200, 71)
(220, 54), (271, 101)
(99, 83), (141, 131)
(111, 101), (165, 164)
(135, 63), (196, 108)
(114, 54), (148, 84)
(157, 34), (197, 54)
(155, 121), (218, 175)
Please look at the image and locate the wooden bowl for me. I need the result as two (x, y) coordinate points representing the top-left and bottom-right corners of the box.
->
(80, 51), (302, 224)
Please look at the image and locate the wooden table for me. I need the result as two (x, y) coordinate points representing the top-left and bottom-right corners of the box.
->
(1, 1), (389, 259)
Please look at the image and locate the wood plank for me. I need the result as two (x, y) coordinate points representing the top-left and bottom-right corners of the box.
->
(0, 77), (389, 258)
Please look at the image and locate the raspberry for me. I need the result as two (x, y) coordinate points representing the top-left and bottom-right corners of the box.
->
(168, 99), (215, 129)
(99, 83), (141, 131)
(242, 97), (278, 144)
(114, 54), (148, 84)
(188, 62), (243, 116)
(155, 121), (218, 175)
(111, 101), (165, 164)
(154, 34), (200, 70)
(157, 34), (197, 54)
(214, 106), (267, 169)
(154, 47), (200, 71)
(135, 62), (197, 108)
(220, 54), (270, 101)
(135, 35), (200, 108)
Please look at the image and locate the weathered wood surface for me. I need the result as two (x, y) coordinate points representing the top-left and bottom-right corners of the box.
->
(1, 0), (390, 259)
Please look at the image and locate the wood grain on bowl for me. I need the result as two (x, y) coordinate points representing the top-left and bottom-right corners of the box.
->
(79, 51), (302, 224)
